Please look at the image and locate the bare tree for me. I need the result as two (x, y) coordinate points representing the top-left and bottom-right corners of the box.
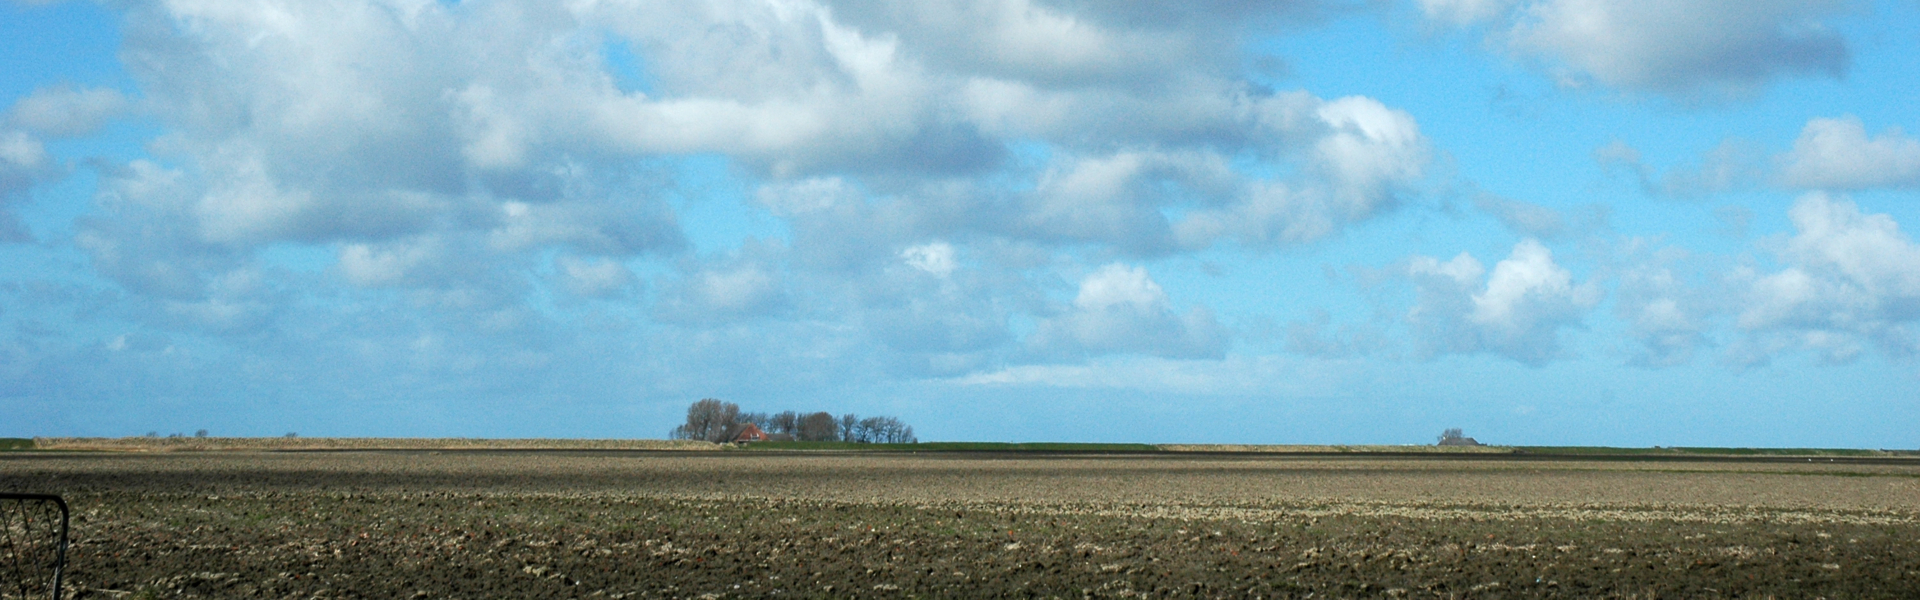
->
(680, 403), (915, 444)
(857, 416), (915, 443)
(739, 411), (771, 430)
(839, 413), (860, 442)
(797, 412), (838, 441)
(671, 398), (742, 443)
(769, 411), (800, 435)
(1437, 428), (1469, 445)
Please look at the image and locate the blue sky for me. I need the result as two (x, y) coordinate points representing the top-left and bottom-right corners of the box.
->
(3, 0), (1918, 447)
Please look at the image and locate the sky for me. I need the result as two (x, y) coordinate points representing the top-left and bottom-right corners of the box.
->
(2, 0), (1918, 447)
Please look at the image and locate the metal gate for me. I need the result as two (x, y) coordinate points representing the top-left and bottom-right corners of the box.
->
(0, 494), (67, 600)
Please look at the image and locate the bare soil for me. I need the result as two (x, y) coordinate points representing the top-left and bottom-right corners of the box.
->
(4, 451), (1919, 598)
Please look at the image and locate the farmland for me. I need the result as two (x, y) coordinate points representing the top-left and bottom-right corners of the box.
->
(4, 449), (1919, 598)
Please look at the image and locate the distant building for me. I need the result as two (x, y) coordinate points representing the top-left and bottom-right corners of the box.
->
(731, 423), (770, 443)
(1437, 428), (1481, 447)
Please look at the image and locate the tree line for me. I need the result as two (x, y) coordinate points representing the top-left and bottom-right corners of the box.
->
(668, 398), (917, 444)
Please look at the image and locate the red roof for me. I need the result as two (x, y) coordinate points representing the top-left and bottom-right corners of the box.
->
(732, 423), (769, 443)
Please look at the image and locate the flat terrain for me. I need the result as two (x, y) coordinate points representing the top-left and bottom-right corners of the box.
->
(4, 450), (1919, 598)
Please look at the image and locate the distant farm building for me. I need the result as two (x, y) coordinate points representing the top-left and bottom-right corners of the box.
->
(731, 423), (770, 443)
(1437, 428), (1481, 447)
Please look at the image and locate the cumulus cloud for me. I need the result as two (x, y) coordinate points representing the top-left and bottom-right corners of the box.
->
(1731, 193), (1920, 363)
(337, 237), (457, 289)
(821, 0), (1339, 92)
(1030, 263), (1228, 359)
(1018, 149), (1233, 253)
(1172, 96), (1431, 249)
(1778, 116), (1920, 190)
(14, 0), (1442, 412)
(1311, 96), (1430, 211)
(1431, 0), (1850, 98)
(822, 0), (1217, 89)
(1407, 239), (1601, 365)
(84, 0), (1425, 293)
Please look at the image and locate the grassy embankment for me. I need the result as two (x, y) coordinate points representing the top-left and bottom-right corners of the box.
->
(0, 438), (32, 450)
(740, 441), (1159, 452)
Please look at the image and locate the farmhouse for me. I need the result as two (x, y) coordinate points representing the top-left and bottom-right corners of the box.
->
(731, 423), (770, 443)
(1438, 436), (1482, 447)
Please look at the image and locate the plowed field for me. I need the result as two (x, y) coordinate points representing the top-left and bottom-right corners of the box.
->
(4, 451), (1919, 598)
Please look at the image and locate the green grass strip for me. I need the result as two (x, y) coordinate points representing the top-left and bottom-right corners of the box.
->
(739, 441), (1161, 452)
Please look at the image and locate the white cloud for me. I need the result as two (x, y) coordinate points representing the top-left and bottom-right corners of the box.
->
(1517, 0), (1848, 96)
(1410, 251), (1485, 287)
(83, 0), (1434, 278)
(820, 0), (1204, 89)
(1312, 96), (1428, 213)
(26, 0), (1445, 406)
(1779, 115), (1920, 190)
(1432, 0), (1851, 98)
(1029, 263), (1228, 359)
(820, 0), (1333, 92)
(900, 242), (957, 277)
(1020, 149), (1233, 253)
(1407, 239), (1600, 365)
(6, 85), (128, 137)
(1169, 96), (1431, 249)
(78, 0), (1432, 294)
(1732, 194), (1920, 363)
(337, 237), (450, 289)
(1073, 263), (1166, 311)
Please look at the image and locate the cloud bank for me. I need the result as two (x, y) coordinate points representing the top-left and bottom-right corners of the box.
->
(1, 0), (1913, 441)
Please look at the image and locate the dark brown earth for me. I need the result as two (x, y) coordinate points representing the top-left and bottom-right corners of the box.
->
(4, 450), (1919, 598)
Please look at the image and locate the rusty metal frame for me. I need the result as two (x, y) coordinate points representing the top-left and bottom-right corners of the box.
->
(0, 493), (67, 600)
